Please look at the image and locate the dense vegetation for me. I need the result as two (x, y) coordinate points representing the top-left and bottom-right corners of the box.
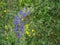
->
(0, 0), (60, 45)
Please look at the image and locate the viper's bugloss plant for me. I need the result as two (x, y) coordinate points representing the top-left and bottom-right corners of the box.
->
(13, 7), (31, 43)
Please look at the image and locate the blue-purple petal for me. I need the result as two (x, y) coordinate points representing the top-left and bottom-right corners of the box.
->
(27, 11), (30, 15)
(19, 18), (22, 20)
(23, 7), (26, 11)
(17, 33), (21, 38)
(22, 28), (24, 32)
(21, 22), (24, 25)
(14, 20), (18, 25)
(23, 13), (27, 17)
(19, 11), (23, 15)
(14, 16), (19, 20)
(14, 28), (17, 32)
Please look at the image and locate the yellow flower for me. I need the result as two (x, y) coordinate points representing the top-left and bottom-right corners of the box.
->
(26, 31), (30, 35)
(25, 24), (29, 29)
(4, 10), (7, 13)
(5, 25), (8, 30)
(26, 26), (29, 29)
(32, 29), (35, 33)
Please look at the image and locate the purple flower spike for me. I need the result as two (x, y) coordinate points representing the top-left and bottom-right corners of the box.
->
(23, 13), (27, 17)
(14, 20), (18, 25)
(17, 33), (21, 38)
(19, 10), (23, 15)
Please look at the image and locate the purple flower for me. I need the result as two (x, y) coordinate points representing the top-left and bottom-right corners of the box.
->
(20, 25), (24, 29)
(23, 7), (26, 11)
(21, 26), (24, 29)
(14, 16), (19, 20)
(23, 13), (27, 17)
(19, 17), (22, 20)
(14, 20), (18, 25)
(27, 11), (30, 15)
(22, 27), (24, 32)
(14, 25), (21, 32)
(19, 10), (23, 15)
(16, 25), (19, 28)
(21, 22), (24, 25)
(20, 25), (24, 32)
(14, 26), (18, 31)
(17, 33), (21, 38)
(14, 28), (17, 32)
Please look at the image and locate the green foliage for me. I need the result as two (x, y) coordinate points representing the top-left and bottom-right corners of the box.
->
(0, 0), (60, 45)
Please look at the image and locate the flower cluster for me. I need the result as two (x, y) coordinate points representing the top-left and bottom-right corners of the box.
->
(14, 15), (24, 43)
(13, 7), (30, 43)
(25, 24), (36, 37)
